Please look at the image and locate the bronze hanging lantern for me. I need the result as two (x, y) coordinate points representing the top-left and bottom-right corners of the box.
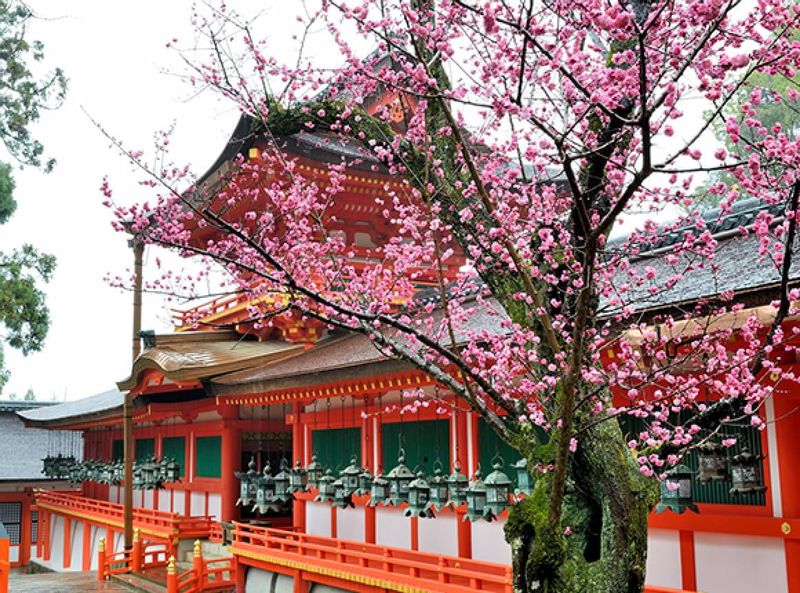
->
(274, 459), (293, 503)
(340, 457), (362, 496)
(165, 458), (181, 483)
(513, 458), (534, 497)
(306, 452), (325, 490)
(356, 467), (374, 496)
(255, 461), (280, 514)
(447, 462), (469, 507)
(426, 465), (449, 512)
(315, 468), (336, 503)
(386, 451), (415, 506)
(405, 471), (433, 518)
(464, 471), (491, 522)
(729, 448), (767, 496)
(235, 458), (258, 507)
(697, 441), (729, 483)
(332, 476), (354, 509)
(656, 464), (698, 514)
(289, 460), (309, 493)
(484, 460), (512, 517)
(132, 463), (144, 490)
(369, 471), (390, 506)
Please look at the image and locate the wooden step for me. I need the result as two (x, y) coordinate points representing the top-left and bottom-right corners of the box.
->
(110, 572), (166, 593)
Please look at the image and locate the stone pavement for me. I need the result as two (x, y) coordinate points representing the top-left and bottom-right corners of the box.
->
(9, 571), (133, 592)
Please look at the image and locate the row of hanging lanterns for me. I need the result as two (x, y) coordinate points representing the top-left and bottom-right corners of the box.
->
(657, 444), (766, 515)
(42, 455), (180, 488)
(237, 449), (533, 522)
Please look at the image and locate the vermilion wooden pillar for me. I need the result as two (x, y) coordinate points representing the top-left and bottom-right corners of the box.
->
(220, 422), (241, 522)
(63, 517), (71, 569)
(290, 403), (307, 533)
(774, 390), (800, 592)
(18, 496), (31, 566)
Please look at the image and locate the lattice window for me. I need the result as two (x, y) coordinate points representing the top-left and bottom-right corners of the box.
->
(0, 502), (22, 544)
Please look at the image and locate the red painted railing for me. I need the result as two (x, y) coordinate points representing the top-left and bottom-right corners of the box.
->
(231, 524), (697, 593)
(232, 523), (512, 593)
(35, 490), (214, 541)
(167, 541), (235, 593)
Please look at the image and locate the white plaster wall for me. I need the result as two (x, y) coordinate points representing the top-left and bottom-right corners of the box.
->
(245, 568), (295, 593)
(418, 513), (458, 557)
(50, 514), (64, 569)
(375, 506), (410, 549)
(190, 491), (205, 516)
(9, 546), (19, 563)
(173, 490), (186, 515)
(70, 522), (83, 570)
(158, 491), (172, 513)
(306, 501), (332, 537)
(695, 533), (787, 593)
(471, 519), (511, 564)
(113, 530), (124, 553)
(207, 493), (222, 520)
(645, 529), (682, 590)
(108, 486), (119, 504)
(143, 490), (154, 510)
(88, 525), (103, 570)
(336, 506), (365, 542)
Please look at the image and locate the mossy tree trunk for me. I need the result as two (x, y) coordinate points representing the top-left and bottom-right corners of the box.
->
(506, 420), (659, 593)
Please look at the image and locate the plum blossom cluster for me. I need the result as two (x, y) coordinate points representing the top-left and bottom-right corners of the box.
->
(107, 0), (800, 489)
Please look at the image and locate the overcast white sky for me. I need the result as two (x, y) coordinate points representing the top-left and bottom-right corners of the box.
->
(0, 1), (314, 400)
(0, 1), (707, 402)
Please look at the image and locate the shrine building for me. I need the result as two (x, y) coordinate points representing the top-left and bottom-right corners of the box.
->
(7, 81), (800, 593)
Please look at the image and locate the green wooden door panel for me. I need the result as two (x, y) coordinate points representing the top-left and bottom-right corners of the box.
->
(162, 436), (186, 477)
(195, 436), (222, 478)
(618, 416), (765, 506)
(135, 438), (155, 462)
(311, 427), (361, 471)
(381, 419), (449, 476)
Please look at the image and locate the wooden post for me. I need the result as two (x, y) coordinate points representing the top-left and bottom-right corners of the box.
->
(63, 517), (72, 569)
(220, 419), (241, 522)
(0, 537), (8, 593)
(234, 555), (246, 593)
(131, 528), (142, 572)
(193, 539), (204, 587)
(166, 555), (178, 593)
(97, 538), (106, 582)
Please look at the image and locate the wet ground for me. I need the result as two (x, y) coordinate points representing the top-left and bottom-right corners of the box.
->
(8, 571), (133, 592)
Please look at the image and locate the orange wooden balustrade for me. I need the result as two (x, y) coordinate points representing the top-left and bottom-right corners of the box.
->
(231, 523), (513, 593)
(166, 540), (235, 593)
(35, 490), (214, 541)
(172, 293), (248, 327)
(230, 524), (697, 593)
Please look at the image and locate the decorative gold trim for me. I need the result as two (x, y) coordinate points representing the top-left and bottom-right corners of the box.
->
(781, 522), (791, 535)
(232, 547), (434, 593)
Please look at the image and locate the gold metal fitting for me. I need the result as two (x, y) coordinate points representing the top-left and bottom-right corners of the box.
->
(781, 522), (792, 535)
(167, 555), (176, 575)
(133, 528), (141, 543)
(193, 539), (202, 558)
(98, 538), (106, 553)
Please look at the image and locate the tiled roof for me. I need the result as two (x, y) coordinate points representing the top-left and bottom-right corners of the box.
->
(0, 400), (58, 413)
(0, 409), (76, 480)
(17, 389), (123, 425)
(210, 297), (507, 395)
(606, 199), (797, 313)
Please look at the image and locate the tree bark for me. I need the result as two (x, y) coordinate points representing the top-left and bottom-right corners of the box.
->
(506, 418), (658, 593)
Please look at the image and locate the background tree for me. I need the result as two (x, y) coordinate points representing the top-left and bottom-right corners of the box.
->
(0, 0), (65, 393)
(110, 1), (800, 592)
